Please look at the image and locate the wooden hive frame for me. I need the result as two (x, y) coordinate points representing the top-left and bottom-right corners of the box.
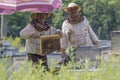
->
(40, 34), (61, 54)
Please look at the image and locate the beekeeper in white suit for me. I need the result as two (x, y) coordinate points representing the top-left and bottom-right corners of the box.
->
(60, 3), (99, 58)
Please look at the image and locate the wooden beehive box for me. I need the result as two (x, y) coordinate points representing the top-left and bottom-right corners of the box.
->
(40, 34), (60, 54)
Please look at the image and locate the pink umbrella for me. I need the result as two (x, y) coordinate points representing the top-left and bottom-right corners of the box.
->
(0, 0), (62, 14)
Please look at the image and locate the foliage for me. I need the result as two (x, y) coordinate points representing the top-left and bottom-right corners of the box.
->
(2, 36), (24, 51)
(5, 12), (31, 38)
(81, 0), (120, 39)
(0, 55), (120, 80)
(0, 59), (7, 80)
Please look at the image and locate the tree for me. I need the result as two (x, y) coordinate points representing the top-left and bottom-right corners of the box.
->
(5, 12), (31, 38)
(80, 0), (120, 39)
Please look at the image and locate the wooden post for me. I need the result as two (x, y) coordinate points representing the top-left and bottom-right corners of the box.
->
(1, 14), (4, 39)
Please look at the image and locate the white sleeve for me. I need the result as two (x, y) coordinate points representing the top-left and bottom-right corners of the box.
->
(49, 26), (60, 35)
(84, 16), (99, 43)
(20, 24), (35, 39)
(60, 21), (69, 49)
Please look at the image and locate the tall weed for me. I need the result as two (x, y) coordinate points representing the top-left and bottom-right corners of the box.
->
(0, 55), (120, 80)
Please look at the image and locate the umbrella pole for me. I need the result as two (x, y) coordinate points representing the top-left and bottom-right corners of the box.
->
(1, 14), (4, 39)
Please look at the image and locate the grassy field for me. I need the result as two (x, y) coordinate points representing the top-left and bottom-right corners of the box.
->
(0, 55), (120, 80)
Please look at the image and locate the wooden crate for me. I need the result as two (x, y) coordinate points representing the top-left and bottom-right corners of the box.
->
(40, 34), (60, 54)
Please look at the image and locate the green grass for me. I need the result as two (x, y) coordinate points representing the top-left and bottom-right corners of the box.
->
(0, 55), (120, 80)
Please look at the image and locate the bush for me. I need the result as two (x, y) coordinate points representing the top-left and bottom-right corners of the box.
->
(0, 55), (120, 80)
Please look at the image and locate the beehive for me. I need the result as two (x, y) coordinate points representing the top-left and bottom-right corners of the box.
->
(111, 31), (120, 54)
(75, 45), (111, 67)
(40, 34), (60, 54)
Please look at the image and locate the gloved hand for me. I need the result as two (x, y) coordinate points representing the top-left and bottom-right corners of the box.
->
(59, 50), (71, 65)
(55, 29), (62, 37)
(31, 32), (43, 38)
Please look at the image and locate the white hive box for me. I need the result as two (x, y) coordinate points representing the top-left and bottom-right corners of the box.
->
(74, 41), (111, 67)
(12, 52), (28, 71)
(47, 52), (62, 68)
(0, 52), (27, 78)
(75, 46), (110, 61)
(111, 31), (120, 54)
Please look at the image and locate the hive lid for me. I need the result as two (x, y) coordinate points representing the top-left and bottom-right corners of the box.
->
(111, 31), (120, 37)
